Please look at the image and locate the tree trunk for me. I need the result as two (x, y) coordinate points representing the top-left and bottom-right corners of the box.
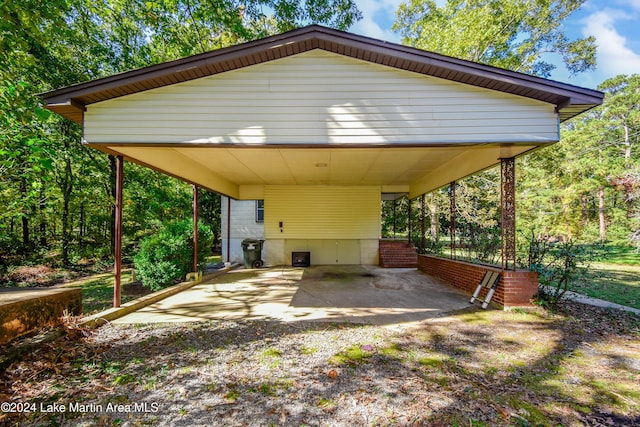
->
(57, 123), (75, 267)
(624, 123), (631, 164)
(598, 186), (606, 241)
(79, 201), (85, 245)
(392, 199), (397, 238)
(580, 193), (588, 226)
(62, 193), (70, 265)
(20, 180), (29, 248)
(429, 193), (438, 241)
(39, 179), (46, 246)
(60, 154), (73, 266)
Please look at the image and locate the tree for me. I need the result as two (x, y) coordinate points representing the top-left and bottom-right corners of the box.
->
(517, 75), (640, 245)
(393, 0), (596, 77)
(1, 0), (362, 273)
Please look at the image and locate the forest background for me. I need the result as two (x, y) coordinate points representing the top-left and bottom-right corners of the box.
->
(1, 0), (638, 288)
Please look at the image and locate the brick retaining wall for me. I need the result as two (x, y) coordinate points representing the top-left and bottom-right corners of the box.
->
(417, 255), (538, 308)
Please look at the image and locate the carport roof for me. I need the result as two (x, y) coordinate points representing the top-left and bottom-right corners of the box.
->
(41, 25), (603, 124)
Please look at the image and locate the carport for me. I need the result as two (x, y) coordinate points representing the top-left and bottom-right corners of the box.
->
(41, 25), (603, 308)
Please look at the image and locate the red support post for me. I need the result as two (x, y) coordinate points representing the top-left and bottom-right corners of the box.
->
(226, 197), (231, 263)
(421, 194), (426, 250)
(193, 184), (199, 273)
(500, 157), (517, 270)
(449, 181), (457, 259)
(407, 196), (412, 244)
(113, 155), (123, 308)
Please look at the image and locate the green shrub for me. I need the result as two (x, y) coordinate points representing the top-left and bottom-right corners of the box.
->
(134, 219), (213, 291)
(412, 234), (443, 255)
(522, 230), (592, 306)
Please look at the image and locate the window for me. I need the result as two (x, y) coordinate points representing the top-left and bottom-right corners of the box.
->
(256, 200), (264, 222)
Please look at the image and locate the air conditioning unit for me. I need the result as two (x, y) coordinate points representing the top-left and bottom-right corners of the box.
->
(292, 251), (310, 267)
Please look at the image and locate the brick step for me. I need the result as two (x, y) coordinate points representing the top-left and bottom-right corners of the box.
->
(379, 240), (418, 268)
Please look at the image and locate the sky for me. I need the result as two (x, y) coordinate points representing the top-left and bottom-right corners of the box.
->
(348, 0), (640, 89)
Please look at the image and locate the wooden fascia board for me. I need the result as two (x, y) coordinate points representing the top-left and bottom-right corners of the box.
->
(315, 30), (604, 109)
(45, 99), (86, 124)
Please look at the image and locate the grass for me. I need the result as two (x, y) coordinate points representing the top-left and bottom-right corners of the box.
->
(59, 270), (138, 314)
(575, 263), (640, 309)
(59, 256), (223, 315)
(597, 245), (640, 266)
(426, 242), (640, 309)
(329, 344), (375, 366)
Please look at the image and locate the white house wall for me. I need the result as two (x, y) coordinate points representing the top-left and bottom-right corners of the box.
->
(84, 50), (559, 146)
(221, 197), (264, 263)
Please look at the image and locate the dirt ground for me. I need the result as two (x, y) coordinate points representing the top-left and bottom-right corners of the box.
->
(1, 301), (639, 427)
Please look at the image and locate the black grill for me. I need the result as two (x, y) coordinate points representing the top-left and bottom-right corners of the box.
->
(292, 252), (310, 267)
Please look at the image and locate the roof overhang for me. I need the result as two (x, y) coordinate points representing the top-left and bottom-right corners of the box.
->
(40, 25), (604, 199)
(88, 143), (544, 199)
(42, 25), (603, 124)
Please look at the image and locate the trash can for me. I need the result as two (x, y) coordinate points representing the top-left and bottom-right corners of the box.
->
(241, 239), (264, 268)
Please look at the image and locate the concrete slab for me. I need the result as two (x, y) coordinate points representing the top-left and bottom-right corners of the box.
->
(0, 287), (79, 304)
(113, 265), (471, 327)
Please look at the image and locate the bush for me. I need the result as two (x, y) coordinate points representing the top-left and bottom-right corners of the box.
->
(411, 235), (443, 255)
(522, 231), (592, 306)
(134, 219), (213, 291)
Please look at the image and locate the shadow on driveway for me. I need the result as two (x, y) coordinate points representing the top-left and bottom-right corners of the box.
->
(113, 265), (473, 327)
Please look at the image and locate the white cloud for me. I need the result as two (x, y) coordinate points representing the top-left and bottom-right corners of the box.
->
(583, 10), (640, 77)
(625, 0), (640, 11)
(350, 0), (403, 42)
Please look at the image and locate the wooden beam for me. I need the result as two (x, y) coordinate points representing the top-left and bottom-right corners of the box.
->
(113, 155), (123, 308)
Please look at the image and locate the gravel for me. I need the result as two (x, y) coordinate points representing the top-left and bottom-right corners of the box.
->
(2, 302), (639, 427)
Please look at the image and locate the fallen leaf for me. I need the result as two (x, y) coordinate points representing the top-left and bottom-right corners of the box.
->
(496, 405), (509, 419)
(328, 369), (339, 379)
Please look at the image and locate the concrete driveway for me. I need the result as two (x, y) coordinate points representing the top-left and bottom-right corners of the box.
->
(113, 265), (472, 327)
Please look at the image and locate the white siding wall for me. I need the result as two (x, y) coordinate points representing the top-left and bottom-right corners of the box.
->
(84, 50), (559, 145)
(221, 197), (264, 263)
